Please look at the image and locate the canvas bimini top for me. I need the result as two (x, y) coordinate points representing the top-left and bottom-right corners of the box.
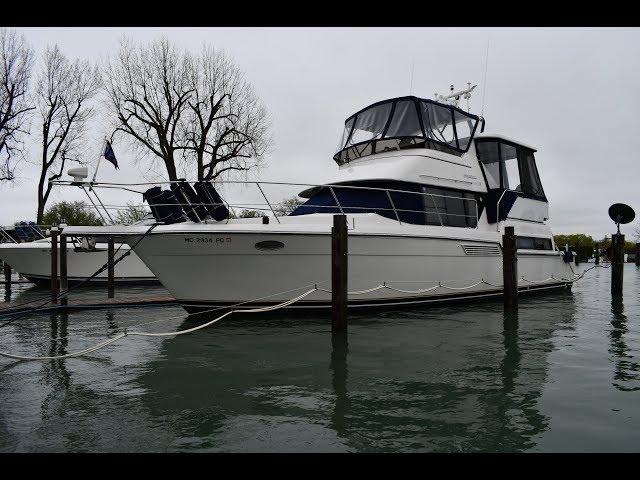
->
(334, 95), (481, 164)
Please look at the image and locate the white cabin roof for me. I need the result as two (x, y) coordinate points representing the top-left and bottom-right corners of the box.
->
(474, 132), (538, 152)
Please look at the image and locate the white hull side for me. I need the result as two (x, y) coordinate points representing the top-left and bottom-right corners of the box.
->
(130, 231), (574, 309)
(0, 240), (156, 283)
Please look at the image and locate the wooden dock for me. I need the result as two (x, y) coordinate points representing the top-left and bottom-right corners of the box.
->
(0, 295), (177, 316)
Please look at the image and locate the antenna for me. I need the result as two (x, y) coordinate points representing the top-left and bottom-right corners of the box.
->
(480, 36), (490, 117)
(409, 57), (415, 95)
(435, 83), (477, 108)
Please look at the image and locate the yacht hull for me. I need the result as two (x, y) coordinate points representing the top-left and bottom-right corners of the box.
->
(129, 230), (574, 312)
(0, 241), (157, 285)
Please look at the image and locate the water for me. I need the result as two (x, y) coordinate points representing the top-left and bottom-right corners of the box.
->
(0, 264), (638, 452)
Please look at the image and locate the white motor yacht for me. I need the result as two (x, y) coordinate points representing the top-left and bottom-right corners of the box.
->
(63, 92), (576, 311)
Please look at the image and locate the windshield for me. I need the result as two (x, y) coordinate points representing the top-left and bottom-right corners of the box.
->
(334, 96), (479, 164)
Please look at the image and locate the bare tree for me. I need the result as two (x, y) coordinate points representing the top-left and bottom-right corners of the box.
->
(103, 37), (193, 181)
(103, 37), (271, 182)
(182, 46), (271, 181)
(0, 29), (34, 182)
(35, 45), (100, 222)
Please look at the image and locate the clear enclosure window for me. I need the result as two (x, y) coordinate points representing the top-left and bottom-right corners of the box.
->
(476, 140), (546, 200)
(476, 141), (501, 189)
(347, 103), (392, 146)
(421, 101), (456, 146)
(384, 100), (422, 138)
(519, 149), (545, 198)
(338, 117), (354, 151)
(500, 144), (520, 191)
(454, 111), (475, 150)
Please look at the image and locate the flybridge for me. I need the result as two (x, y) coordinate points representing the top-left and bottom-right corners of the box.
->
(334, 95), (480, 164)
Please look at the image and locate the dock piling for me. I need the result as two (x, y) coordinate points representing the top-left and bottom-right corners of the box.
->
(611, 233), (624, 296)
(107, 237), (115, 299)
(60, 234), (68, 307)
(502, 226), (518, 309)
(331, 214), (348, 334)
(594, 243), (599, 265)
(635, 243), (640, 267)
(3, 261), (11, 299)
(50, 227), (59, 305)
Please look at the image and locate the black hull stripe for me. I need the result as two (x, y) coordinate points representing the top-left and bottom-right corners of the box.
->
(180, 282), (571, 313)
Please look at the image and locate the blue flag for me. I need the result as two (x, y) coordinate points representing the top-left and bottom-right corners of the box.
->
(104, 141), (119, 169)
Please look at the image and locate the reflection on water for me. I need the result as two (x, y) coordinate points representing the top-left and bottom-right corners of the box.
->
(330, 334), (349, 441)
(0, 265), (639, 452)
(609, 298), (640, 392)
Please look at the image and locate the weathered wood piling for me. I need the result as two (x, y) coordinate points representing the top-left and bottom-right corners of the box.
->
(3, 261), (11, 300)
(502, 226), (518, 309)
(107, 238), (115, 299)
(611, 233), (625, 296)
(332, 214), (348, 334)
(50, 227), (59, 305)
(60, 234), (68, 307)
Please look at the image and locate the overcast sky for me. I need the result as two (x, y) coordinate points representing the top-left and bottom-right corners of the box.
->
(1, 27), (639, 239)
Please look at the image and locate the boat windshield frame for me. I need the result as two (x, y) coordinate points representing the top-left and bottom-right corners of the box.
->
(334, 96), (480, 164)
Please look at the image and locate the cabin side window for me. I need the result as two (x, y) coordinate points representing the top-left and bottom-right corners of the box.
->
(291, 183), (478, 228)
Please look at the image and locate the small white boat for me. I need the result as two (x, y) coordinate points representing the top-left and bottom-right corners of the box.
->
(63, 89), (576, 311)
(0, 236), (156, 286)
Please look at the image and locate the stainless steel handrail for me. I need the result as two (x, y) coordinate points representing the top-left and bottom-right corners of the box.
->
(52, 179), (480, 228)
(495, 189), (518, 232)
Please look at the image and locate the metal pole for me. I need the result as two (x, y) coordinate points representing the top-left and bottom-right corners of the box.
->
(50, 227), (59, 305)
(611, 233), (624, 297)
(331, 214), (348, 334)
(502, 226), (518, 309)
(255, 182), (281, 224)
(108, 237), (115, 299)
(60, 234), (68, 307)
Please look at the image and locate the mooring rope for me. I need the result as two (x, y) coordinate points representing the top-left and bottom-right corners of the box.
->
(0, 264), (599, 362)
(0, 288), (319, 361)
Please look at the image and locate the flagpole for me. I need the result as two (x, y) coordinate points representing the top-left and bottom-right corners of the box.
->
(91, 137), (107, 184)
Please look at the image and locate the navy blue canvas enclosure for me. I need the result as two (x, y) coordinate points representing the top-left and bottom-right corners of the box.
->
(194, 182), (230, 222)
(171, 180), (208, 222)
(143, 187), (185, 224)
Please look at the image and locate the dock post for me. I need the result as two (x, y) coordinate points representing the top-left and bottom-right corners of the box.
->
(594, 243), (599, 265)
(502, 226), (518, 309)
(635, 243), (640, 267)
(107, 237), (115, 299)
(3, 261), (11, 297)
(331, 214), (348, 334)
(575, 252), (580, 266)
(60, 234), (68, 307)
(611, 233), (624, 296)
(50, 227), (59, 304)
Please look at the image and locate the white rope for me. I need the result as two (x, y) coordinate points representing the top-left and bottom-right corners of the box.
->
(0, 333), (127, 361)
(1, 265), (597, 362)
(0, 289), (318, 362)
(383, 284), (441, 294)
(437, 280), (485, 291)
(316, 284), (386, 295)
(520, 276), (554, 285)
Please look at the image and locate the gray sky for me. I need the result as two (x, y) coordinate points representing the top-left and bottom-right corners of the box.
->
(1, 27), (639, 239)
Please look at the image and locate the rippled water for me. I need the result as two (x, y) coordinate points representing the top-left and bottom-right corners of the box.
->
(0, 264), (638, 452)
